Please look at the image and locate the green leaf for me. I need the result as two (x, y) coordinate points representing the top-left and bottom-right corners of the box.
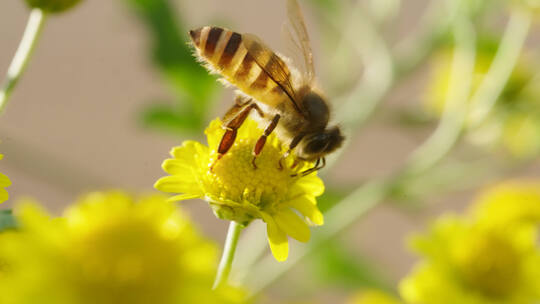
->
(307, 0), (339, 12)
(386, 108), (435, 128)
(317, 187), (353, 213)
(0, 210), (17, 232)
(139, 103), (205, 134)
(311, 240), (392, 291)
(123, 0), (219, 131)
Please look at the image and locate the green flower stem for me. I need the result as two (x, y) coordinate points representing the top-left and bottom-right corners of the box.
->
(213, 221), (243, 290)
(467, 8), (532, 128)
(394, 0), (456, 75)
(405, 16), (476, 175)
(246, 15), (478, 297)
(326, 0), (458, 171)
(0, 9), (47, 114)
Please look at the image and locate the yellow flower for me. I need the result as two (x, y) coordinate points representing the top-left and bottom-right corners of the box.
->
(400, 215), (540, 304)
(471, 180), (540, 227)
(514, 0), (540, 12)
(0, 154), (10, 203)
(346, 290), (403, 304)
(155, 118), (325, 262)
(424, 39), (540, 158)
(500, 112), (540, 158)
(0, 191), (245, 304)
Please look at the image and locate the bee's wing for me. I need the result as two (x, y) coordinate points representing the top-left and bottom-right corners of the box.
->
(242, 33), (306, 117)
(286, 0), (315, 83)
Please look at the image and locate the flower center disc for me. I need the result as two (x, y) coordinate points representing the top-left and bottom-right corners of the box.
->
(206, 138), (293, 212)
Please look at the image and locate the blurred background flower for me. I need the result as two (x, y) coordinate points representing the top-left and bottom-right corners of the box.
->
(516, 0), (540, 12)
(0, 154), (10, 204)
(346, 290), (402, 304)
(471, 180), (540, 226)
(400, 181), (540, 304)
(423, 37), (540, 159)
(0, 191), (246, 304)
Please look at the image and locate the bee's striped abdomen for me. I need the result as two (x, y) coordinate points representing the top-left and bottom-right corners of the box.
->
(189, 26), (286, 106)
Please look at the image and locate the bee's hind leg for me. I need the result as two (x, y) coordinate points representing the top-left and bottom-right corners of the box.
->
(251, 114), (281, 169)
(211, 102), (258, 171)
(222, 96), (264, 125)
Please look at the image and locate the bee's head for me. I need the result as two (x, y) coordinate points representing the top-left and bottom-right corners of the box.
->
(297, 126), (345, 161)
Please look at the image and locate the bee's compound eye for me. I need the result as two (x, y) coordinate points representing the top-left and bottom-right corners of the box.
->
(305, 135), (328, 154)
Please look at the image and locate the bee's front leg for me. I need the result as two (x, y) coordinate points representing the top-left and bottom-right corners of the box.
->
(278, 133), (304, 170)
(291, 157), (325, 177)
(251, 114), (280, 169)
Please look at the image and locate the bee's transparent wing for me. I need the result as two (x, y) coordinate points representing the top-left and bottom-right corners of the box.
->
(286, 0), (315, 83)
(242, 33), (306, 116)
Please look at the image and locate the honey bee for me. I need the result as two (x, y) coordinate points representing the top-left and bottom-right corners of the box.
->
(189, 0), (344, 175)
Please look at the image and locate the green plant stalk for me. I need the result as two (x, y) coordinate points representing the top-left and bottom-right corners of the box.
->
(405, 16), (476, 175)
(467, 8), (532, 128)
(0, 9), (47, 114)
(245, 13), (482, 296)
(213, 221), (243, 290)
(326, 0), (456, 170)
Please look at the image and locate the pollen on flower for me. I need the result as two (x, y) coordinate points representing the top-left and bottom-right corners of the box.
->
(209, 138), (292, 208)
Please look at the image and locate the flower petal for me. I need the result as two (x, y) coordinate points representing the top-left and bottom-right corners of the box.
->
(238, 118), (262, 139)
(170, 141), (207, 161)
(288, 195), (324, 225)
(162, 159), (194, 175)
(274, 208), (311, 243)
(0, 188), (8, 204)
(205, 119), (225, 149)
(167, 193), (203, 202)
(0, 173), (11, 187)
(154, 175), (200, 194)
(262, 214), (289, 262)
(291, 175), (325, 197)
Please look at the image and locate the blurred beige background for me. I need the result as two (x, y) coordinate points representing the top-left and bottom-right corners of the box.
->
(1, 0), (539, 302)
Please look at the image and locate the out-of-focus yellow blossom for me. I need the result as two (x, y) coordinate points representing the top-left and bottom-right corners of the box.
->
(424, 39), (540, 158)
(24, 0), (82, 13)
(400, 215), (540, 304)
(471, 180), (540, 227)
(500, 111), (540, 158)
(0, 191), (246, 304)
(155, 118), (325, 262)
(514, 0), (540, 12)
(0, 154), (10, 203)
(424, 40), (530, 117)
(346, 290), (403, 304)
